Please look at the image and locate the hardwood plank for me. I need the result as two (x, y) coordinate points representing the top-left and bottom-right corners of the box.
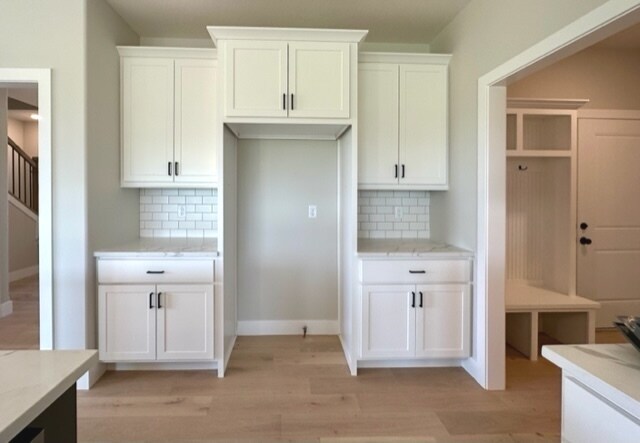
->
(78, 395), (212, 417)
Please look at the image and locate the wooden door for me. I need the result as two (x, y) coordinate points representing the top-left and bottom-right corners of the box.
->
(288, 42), (350, 118)
(358, 63), (400, 186)
(415, 284), (470, 358)
(578, 118), (640, 326)
(361, 285), (415, 359)
(156, 284), (214, 361)
(174, 58), (218, 184)
(398, 64), (448, 188)
(223, 40), (288, 117)
(98, 285), (156, 361)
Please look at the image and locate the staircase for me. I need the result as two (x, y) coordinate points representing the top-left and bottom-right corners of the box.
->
(7, 137), (38, 215)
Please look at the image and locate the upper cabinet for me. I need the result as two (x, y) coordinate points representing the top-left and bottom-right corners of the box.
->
(209, 27), (367, 121)
(358, 53), (451, 190)
(119, 47), (218, 188)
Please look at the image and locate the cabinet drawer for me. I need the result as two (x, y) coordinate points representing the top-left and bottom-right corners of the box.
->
(361, 259), (471, 284)
(97, 259), (214, 284)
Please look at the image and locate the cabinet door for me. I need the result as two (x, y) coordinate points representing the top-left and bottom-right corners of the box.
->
(156, 284), (214, 361)
(398, 64), (448, 187)
(174, 59), (218, 184)
(98, 285), (156, 361)
(224, 40), (288, 117)
(415, 284), (470, 358)
(358, 63), (399, 185)
(288, 42), (350, 118)
(122, 57), (175, 185)
(362, 285), (415, 359)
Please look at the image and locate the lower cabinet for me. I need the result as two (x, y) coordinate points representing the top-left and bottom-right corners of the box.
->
(362, 283), (470, 359)
(99, 284), (214, 362)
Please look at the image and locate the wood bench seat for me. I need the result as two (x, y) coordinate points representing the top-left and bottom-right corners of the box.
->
(506, 282), (600, 360)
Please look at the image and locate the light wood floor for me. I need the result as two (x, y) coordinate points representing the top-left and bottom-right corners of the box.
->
(0, 281), (626, 442)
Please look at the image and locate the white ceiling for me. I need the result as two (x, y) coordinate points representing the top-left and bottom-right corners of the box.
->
(105, 0), (471, 44)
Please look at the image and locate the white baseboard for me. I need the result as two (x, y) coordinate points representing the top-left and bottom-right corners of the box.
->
(221, 334), (237, 378)
(9, 265), (39, 282)
(77, 362), (107, 390)
(109, 361), (218, 371)
(339, 334), (356, 376)
(357, 358), (463, 369)
(0, 300), (13, 318)
(237, 320), (339, 336)
(595, 300), (640, 328)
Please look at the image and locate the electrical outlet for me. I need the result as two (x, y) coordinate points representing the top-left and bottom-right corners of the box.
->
(308, 205), (317, 219)
(177, 205), (186, 219)
(394, 206), (403, 220)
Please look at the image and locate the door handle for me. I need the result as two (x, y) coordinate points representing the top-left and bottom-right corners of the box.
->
(579, 237), (592, 245)
(580, 222), (589, 230)
(419, 291), (423, 308)
(402, 164), (405, 178)
(411, 291), (416, 308)
(174, 162), (179, 176)
(168, 162), (172, 176)
(291, 93), (294, 110)
(157, 292), (163, 309)
(149, 292), (154, 309)
(395, 164), (398, 179)
(283, 93), (286, 110)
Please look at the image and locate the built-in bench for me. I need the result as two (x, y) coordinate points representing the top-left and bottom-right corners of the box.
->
(505, 282), (600, 361)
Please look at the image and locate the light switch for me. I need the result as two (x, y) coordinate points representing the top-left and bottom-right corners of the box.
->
(308, 205), (317, 219)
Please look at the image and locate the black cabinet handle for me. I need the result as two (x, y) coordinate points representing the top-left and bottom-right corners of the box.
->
(395, 164), (398, 179)
(402, 164), (405, 178)
(149, 292), (154, 309)
(419, 291), (423, 308)
(146, 270), (165, 274)
(580, 237), (592, 245)
(291, 93), (294, 110)
(168, 162), (172, 176)
(175, 162), (179, 176)
(283, 93), (286, 110)
(409, 270), (426, 274)
(411, 291), (416, 308)
(157, 292), (163, 309)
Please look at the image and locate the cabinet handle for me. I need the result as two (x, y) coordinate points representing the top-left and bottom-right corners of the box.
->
(291, 93), (294, 110)
(168, 162), (172, 176)
(157, 292), (163, 309)
(174, 162), (179, 176)
(419, 291), (423, 308)
(411, 291), (416, 308)
(149, 292), (154, 309)
(409, 270), (426, 274)
(402, 164), (405, 178)
(283, 93), (286, 110)
(395, 164), (398, 179)
(146, 270), (165, 274)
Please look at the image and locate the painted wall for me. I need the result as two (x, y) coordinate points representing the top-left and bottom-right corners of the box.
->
(85, 0), (140, 354)
(7, 118), (38, 157)
(428, 0), (609, 249)
(8, 202), (38, 273)
(237, 139), (339, 324)
(0, 90), (8, 307)
(508, 46), (640, 109)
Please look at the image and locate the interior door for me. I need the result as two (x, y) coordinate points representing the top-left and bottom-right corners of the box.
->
(577, 118), (640, 326)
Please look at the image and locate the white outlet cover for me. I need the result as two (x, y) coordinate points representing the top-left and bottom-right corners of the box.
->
(308, 205), (317, 218)
(394, 206), (403, 219)
(177, 205), (186, 219)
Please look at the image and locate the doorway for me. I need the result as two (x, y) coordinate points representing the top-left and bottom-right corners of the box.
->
(0, 69), (52, 350)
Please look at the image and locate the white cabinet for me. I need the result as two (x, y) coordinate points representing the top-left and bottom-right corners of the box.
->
(119, 47), (218, 188)
(358, 53), (450, 190)
(359, 258), (472, 361)
(223, 40), (350, 119)
(97, 258), (215, 363)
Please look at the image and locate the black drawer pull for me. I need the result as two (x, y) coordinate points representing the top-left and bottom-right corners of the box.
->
(419, 291), (423, 308)
(149, 292), (154, 309)
(411, 291), (416, 308)
(146, 270), (165, 274)
(409, 270), (426, 274)
(157, 292), (163, 309)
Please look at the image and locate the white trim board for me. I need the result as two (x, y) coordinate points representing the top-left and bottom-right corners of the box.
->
(0, 300), (13, 318)
(9, 265), (39, 283)
(237, 320), (339, 336)
(476, 1), (640, 390)
(0, 68), (52, 350)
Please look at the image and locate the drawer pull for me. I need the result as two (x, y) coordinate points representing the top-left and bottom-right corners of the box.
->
(149, 292), (154, 309)
(411, 291), (416, 308)
(146, 270), (165, 274)
(419, 291), (423, 308)
(157, 292), (163, 309)
(409, 270), (426, 274)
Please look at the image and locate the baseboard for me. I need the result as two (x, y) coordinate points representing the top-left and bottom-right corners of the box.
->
(0, 300), (13, 318)
(77, 362), (107, 390)
(9, 265), (39, 283)
(237, 320), (339, 336)
(339, 334), (356, 376)
(595, 300), (640, 328)
(357, 358), (463, 369)
(108, 361), (218, 371)
(221, 334), (237, 378)
(461, 357), (486, 389)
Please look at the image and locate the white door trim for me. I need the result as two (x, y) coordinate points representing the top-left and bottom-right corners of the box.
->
(0, 68), (53, 350)
(476, 1), (640, 389)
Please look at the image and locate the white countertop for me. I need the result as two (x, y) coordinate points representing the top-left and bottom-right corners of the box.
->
(357, 239), (473, 258)
(542, 344), (640, 418)
(94, 238), (219, 258)
(0, 350), (97, 441)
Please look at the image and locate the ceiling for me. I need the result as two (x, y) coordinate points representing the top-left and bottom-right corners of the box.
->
(105, 0), (471, 44)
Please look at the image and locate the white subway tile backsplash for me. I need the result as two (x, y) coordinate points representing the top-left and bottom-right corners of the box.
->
(140, 188), (217, 238)
(358, 190), (430, 240)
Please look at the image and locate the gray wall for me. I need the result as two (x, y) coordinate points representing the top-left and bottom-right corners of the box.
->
(428, 0), (609, 249)
(0, 90), (8, 306)
(237, 139), (338, 322)
(508, 46), (640, 109)
(8, 203), (38, 273)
